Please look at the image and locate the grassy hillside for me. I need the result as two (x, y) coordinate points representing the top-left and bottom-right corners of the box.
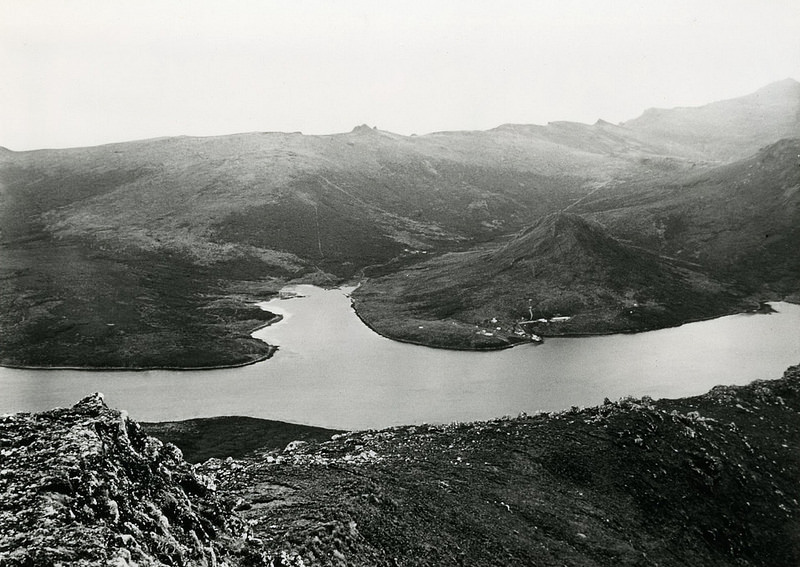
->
(0, 214), (293, 368)
(1, 81), (799, 367)
(0, 126), (663, 367)
(577, 138), (800, 295)
(353, 213), (750, 349)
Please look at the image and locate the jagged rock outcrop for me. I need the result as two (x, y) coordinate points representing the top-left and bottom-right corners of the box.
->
(0, 393), (250, 566)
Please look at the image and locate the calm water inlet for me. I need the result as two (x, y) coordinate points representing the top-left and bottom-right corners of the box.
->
(1, 285), (799, 430)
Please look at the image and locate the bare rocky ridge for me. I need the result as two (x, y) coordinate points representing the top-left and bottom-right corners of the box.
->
(211, 363), (800, 566)
(3, 365), (800, 566)
(0, 394), (252, 566)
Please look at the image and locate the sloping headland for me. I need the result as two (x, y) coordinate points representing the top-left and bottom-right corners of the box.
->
(3, 364), (799, 566)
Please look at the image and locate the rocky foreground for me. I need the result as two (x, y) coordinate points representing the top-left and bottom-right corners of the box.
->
(2, 366), (800, 566)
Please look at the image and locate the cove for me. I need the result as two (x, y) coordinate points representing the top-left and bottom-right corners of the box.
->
(1, 285), (799, 430)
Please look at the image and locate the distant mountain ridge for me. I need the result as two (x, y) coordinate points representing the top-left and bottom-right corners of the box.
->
(1, 79), (798, 366)
(621, 78), (800, 159)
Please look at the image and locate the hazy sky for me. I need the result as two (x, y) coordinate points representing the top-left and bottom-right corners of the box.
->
(2, 0), (799, 150)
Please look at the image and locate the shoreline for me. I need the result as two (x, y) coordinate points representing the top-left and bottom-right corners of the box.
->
(5, 364), (799, 565)
(349, 298), (792, 352)
(0, 312), (285, 373)
(2, 292), (795, 371)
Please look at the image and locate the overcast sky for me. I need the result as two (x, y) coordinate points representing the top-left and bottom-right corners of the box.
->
(2, 0), (799, 150)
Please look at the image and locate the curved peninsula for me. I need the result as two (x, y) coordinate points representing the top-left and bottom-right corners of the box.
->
(350, 213), (765, 351)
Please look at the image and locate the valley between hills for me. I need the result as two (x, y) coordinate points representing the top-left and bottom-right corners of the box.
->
(1, 79), (799, 367)
(2, 79), (800, 567)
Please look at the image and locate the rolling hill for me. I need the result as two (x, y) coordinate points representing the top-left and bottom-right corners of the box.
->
(1, 80), (799, 366)
(352, 213), (750, 349)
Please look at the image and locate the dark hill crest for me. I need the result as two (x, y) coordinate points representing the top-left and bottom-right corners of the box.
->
(353, 209), (750, 349)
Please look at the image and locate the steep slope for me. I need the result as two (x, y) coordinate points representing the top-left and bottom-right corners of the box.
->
(577, 138), (800, 297)
(352, 213), (749, 349)
(621, 78), (800, 160)
(1, 125), (645, 274)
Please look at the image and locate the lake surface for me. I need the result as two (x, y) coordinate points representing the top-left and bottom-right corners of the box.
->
(1, 285), (799, 429)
